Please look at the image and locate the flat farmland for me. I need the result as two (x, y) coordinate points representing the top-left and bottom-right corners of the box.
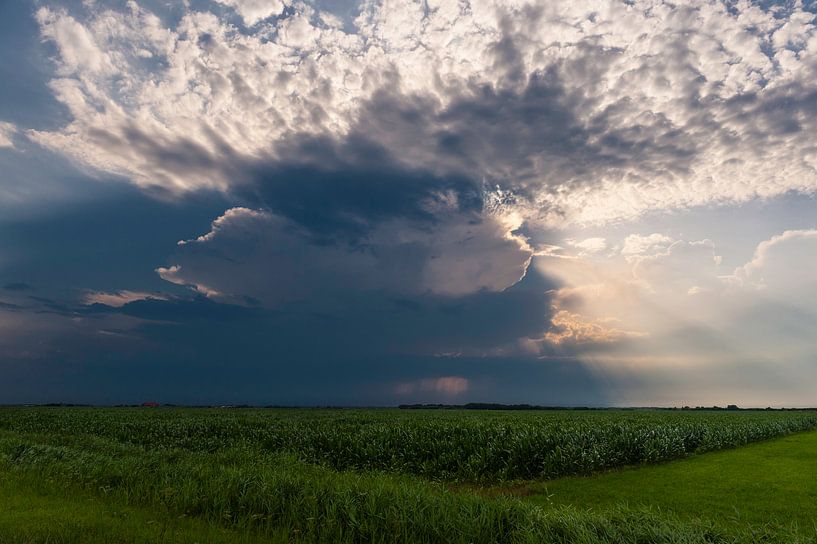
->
(1, 407), (816, 543)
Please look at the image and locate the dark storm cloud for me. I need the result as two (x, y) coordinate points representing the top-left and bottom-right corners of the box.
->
(0, 351), (614, 407)
(241, 157), (482, 241)
(2, 41), (633, 405)
(123, 263), (556, 359)
(158, 63), (683, 305)
(0, 253), (615, 406)
(0, 181), (229, 295)
(0, 160), (565, 406)
(0, 265), (613, 406)
(103, 295), (266, 323)
(25, 295), (78, 316)
(232, 59), (699, 230)
(3, 282), (32, 291)
(290, 267), (556, 356)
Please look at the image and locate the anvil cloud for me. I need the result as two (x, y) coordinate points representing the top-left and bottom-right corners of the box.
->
(29, 0), (817, 225)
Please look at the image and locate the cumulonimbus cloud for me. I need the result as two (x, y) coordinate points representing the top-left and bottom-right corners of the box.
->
(23, 0), (817, 366)
(157, 205), (532, 301)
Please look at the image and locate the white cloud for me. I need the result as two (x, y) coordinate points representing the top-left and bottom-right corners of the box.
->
(155, 265), (222, 298)
(0, 122), (17, 149)
(621, 233), (673, 256)
(214, 0), (285, 26)
(632, 239), (723, 296)
(27, 1), (817, 226)
(731, 229), (817, 305)
(35, 7), (114, 76)
(568, 237), (607, 256)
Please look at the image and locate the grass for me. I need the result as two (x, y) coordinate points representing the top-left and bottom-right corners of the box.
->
(0, 468), (786, 544)
(511, 430), (817, 535)
(3, 408), (817, 543)
(0, 470), (279, 544)
(2, 436), (718, 544)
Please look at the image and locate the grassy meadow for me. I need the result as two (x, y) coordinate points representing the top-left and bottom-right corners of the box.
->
(1, 407), (816, 543)
(509, 429), (817, 531)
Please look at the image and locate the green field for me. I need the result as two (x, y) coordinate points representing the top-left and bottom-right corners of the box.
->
(0, 470), (273, 544)
(1, 407), (817, 543)
(511, 430), (817, 531)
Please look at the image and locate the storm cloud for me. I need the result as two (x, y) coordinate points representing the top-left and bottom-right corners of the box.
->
(2, 0), (817, 405)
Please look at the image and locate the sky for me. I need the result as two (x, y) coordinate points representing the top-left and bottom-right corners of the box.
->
(2, 0), (817, 407)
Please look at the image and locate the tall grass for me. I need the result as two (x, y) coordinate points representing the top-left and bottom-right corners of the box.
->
(0, 435), (809, 544)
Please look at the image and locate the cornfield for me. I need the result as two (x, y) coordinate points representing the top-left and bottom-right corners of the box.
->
(2, 407), (817, 543)
(2, 408), (815, 482)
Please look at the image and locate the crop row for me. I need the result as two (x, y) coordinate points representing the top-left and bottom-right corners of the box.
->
(2, 408), (816, 482)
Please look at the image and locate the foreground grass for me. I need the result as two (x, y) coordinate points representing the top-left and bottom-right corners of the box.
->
(513, 430), (817, 535)
(1, 430), (815, 543)
(0, 471), (278, 544)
